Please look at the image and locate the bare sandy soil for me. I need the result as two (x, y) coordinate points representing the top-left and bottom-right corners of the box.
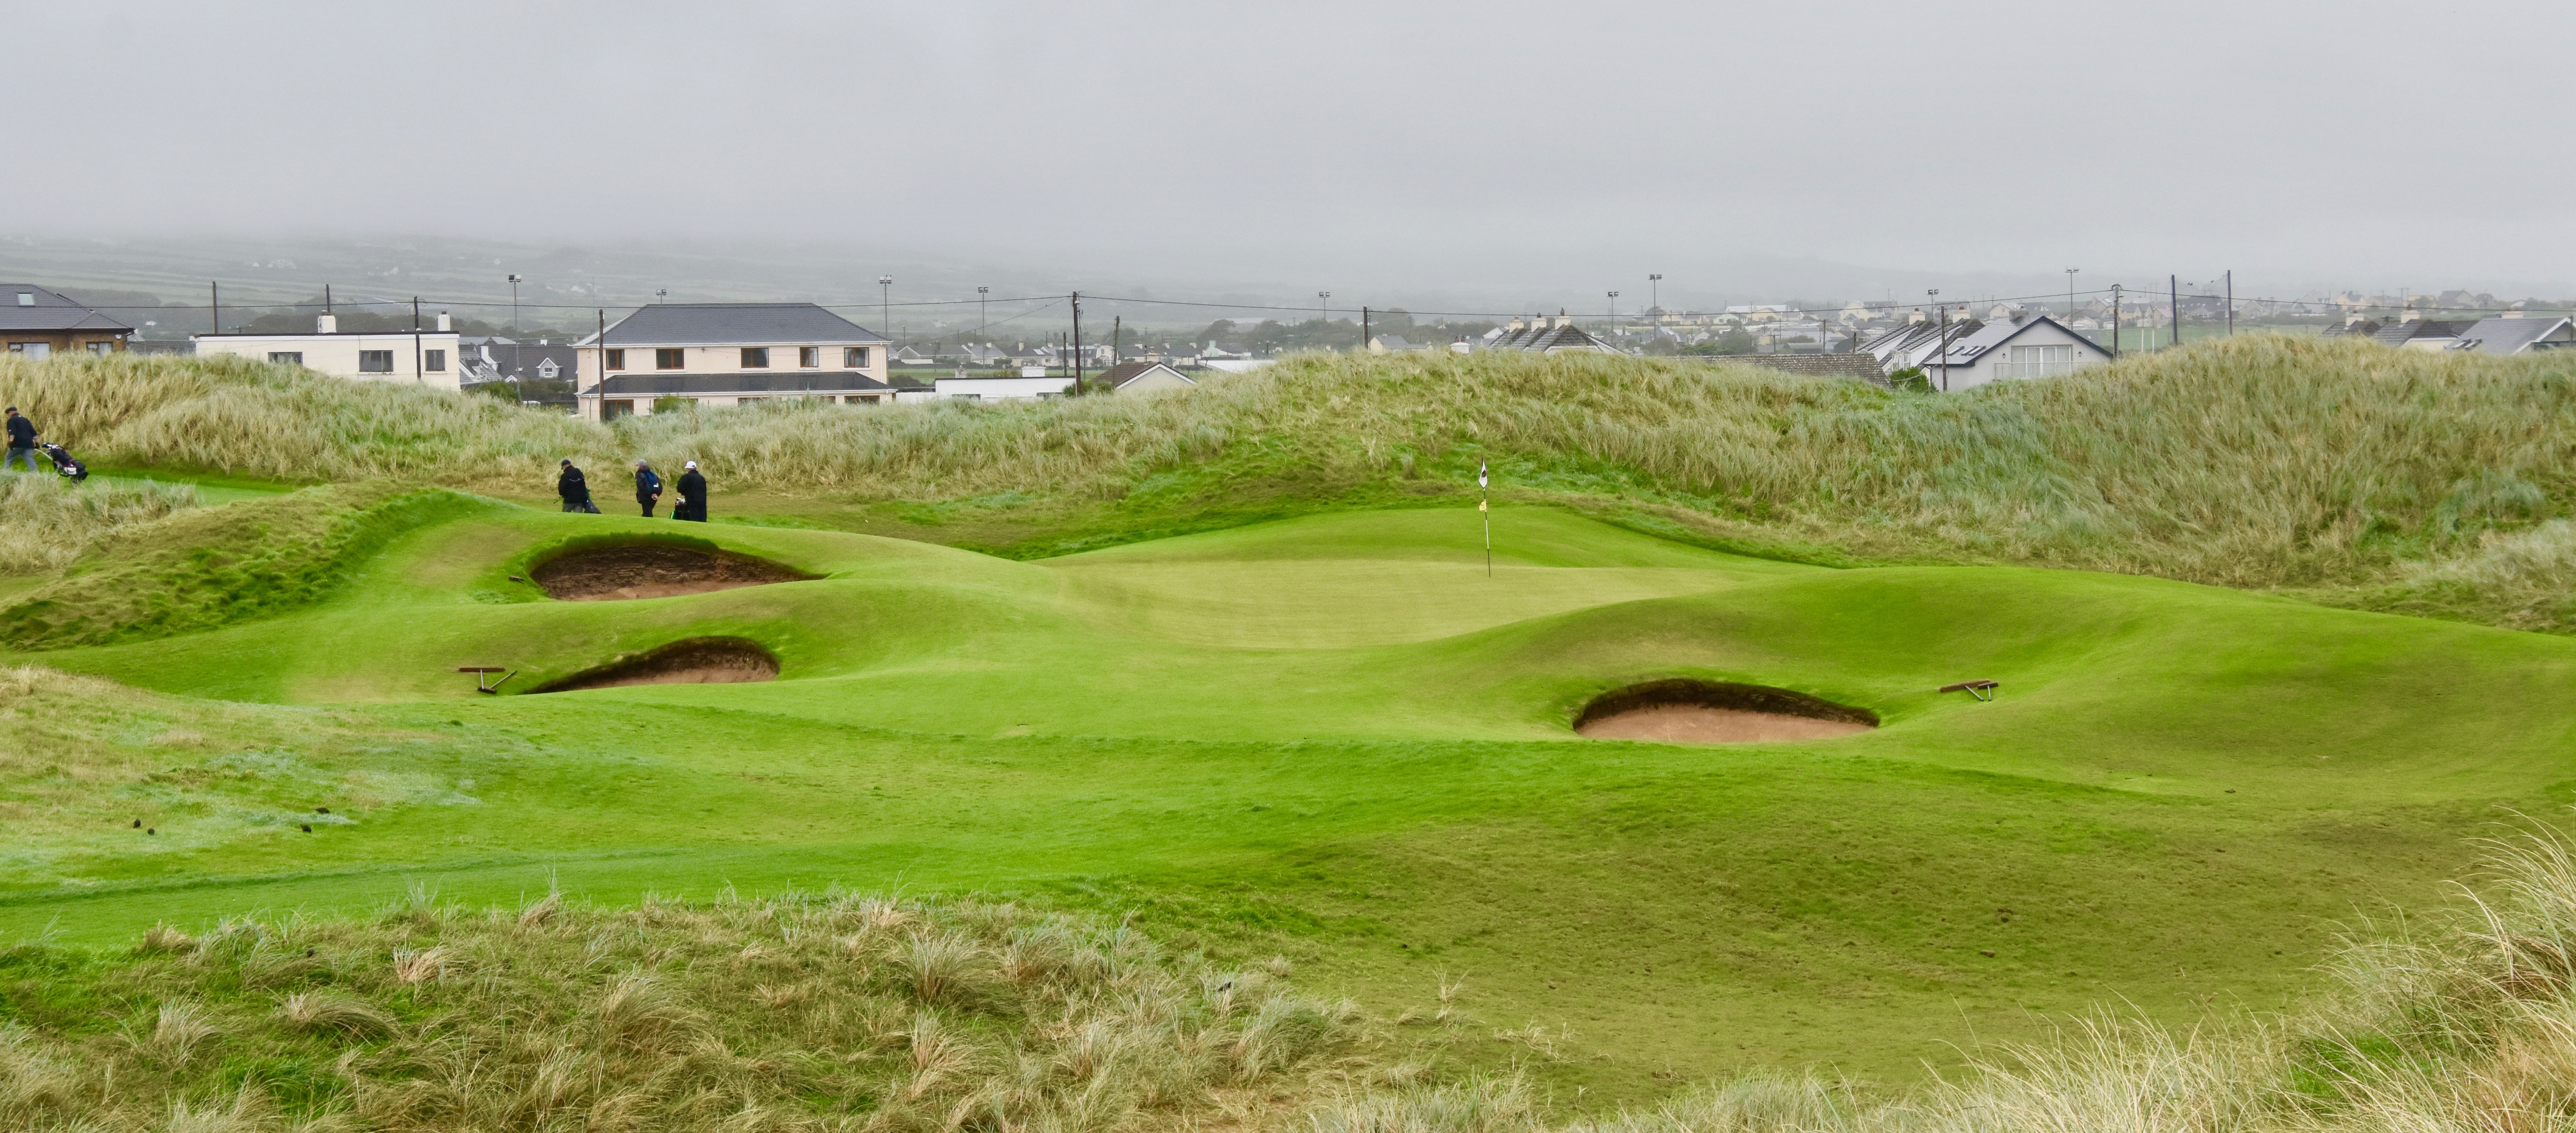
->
(1576, 703), (1874, 743)
(533, 544), (808, 601)
(536, 638), (780, 692)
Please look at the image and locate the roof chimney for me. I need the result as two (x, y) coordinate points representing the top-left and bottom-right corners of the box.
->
(316, 313), (337, 333)
(436, 311), (451, 332)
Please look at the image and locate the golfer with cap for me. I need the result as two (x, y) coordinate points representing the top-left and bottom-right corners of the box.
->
(556, 458), (598, 513)
(632, 459), (663, 518)
(2, 408), (38, 473)
(675, 460), (708, 522)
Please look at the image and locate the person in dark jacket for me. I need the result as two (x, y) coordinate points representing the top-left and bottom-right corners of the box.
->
(557, 459), (597, 513)
(3, 408), (38, 473)
(633, 460), (663, 517)
(675, 460), (708, 522)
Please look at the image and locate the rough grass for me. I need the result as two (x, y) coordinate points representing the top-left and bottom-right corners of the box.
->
(0, 474), (197, 574)
(0, 484), (475, 649)
(0, 889), (1358, 1133)
(9, 340), (2576, 618)
(18, 822), (2576, 1132)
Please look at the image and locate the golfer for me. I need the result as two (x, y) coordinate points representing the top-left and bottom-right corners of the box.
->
(675, 460), (708, 522)
(633, 460), (663, 518)
(3, 408), (38, 473)
(557, 458), (598, 513)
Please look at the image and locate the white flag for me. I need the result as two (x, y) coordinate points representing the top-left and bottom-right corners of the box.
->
(1478, 462), (1488, 490)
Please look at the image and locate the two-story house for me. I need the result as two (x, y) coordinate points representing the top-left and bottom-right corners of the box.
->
(574, 302), (893, 420)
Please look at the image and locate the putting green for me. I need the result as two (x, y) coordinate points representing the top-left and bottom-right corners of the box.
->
(3, 500), (2564, 1094)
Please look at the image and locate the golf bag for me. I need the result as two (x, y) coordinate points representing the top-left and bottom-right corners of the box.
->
(39, 442), (85, 483)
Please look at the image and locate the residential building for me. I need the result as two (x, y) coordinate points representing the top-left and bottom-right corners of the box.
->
(2450, 315), (2576, 355)
(1484, 314), (1620, 355)
(574, 302), (892, 420)
(933, 372), (1075, 400)
(1094, 361), (1197, 393)
(462, 338), (578, 385)
(3, 284), (135, 358)
(194, 312), (462, 390)
(1862, 317), (1979, 372)
(2371, 317), (2478, 352)
(1367, 334), (1424, 353)
(1913, 311), (2111, 391)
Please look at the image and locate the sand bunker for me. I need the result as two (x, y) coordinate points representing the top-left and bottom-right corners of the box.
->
(1574, 679), (1876, 744)
(531, 637), (781, 693)
(531, 542), (811, 601)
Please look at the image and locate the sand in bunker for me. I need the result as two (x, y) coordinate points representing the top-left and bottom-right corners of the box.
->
(533, 544), (808, 601)
(1577, 704), (1874, 743)
(536, 639), (780, 693)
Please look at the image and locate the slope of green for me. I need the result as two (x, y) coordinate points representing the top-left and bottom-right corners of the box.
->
(3, 502), (2563, 1100)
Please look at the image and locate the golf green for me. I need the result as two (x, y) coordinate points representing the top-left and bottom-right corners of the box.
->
(4, 499), (2561, 1093)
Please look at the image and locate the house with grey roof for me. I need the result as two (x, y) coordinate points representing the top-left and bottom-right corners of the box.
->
(1483, 314), (1620, 355)
(3, 284), (135, 359)
(2371, 317), (2478, 352)
(2448, 316), (2576, 355)
(574, 302), (892, 420)
(1911, 310), (2110, 391)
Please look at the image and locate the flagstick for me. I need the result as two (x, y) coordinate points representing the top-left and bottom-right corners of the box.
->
(1479, 460), (1492, 577)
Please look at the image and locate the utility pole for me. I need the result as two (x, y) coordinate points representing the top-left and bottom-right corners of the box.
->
(2065, 268), (2079, 322)
(1071, 291), (1084, 394)
(507, 274), (523, 381)
(210, 281), (219, 335)
(1112, 316), (1121, 370)
(2170, 274), (2181, 349)
(412, 297), (423, 384)
(1927, 289), (1945, 392)
(2225, 270), (2234, 336)
(878, 275), (893, 345)
(325, 283), (333, 321)
(977, 286), (989, 338)
(2111, 284), (2123, 356)
(1317, 291), (1330, 350)
(597, 309), (606, 405)
(1362, 306), (1370, 352)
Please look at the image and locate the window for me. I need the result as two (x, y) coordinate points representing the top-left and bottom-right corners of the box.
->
(425, 349), (446, 372)
(741, 347), (769, 368)
(656, 348), (685, 370)
(602, 399), (635, 420)
(799, 346), (819, 368)
(358, 350), (395, 373)
(605, 348), (626, 370)
(1998, 343), (2077, 379)
(13, 292), (30, 307)
(86, 342), (112, 356)
(8, 343), (48, 359)
(268, 351), (304, 365)
(843, 346), (870, 368)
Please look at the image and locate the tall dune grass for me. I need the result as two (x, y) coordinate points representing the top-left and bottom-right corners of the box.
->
(9, 338), (2576, 593)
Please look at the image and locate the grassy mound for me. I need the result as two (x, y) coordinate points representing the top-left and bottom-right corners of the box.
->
(0, 484), (479, 649)
(11, 338), (2576, 627)
(0, 890), (1355, 1133)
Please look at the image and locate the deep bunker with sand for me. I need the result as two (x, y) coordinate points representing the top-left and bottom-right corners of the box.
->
(8, 499), (2570, 1094)
(529, 539), (814, 600)
(531, 636), (781, 692)
(1574, 678), (1878, 743)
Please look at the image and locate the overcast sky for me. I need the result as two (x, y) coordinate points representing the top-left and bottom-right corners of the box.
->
(8, 0), (2572, 302)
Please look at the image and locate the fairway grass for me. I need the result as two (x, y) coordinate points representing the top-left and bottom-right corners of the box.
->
(3, 501), (2562, 1104)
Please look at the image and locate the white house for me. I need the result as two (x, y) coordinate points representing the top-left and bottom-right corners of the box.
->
(574, 302), (892, 420)
(195, 313), (462, 391)
(2451, 316), (2576, 355)
(1095, 361), (1197, 393)
(1914, 311), (2111, 391)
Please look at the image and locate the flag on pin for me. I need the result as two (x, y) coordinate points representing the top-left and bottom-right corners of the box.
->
(1479, 499), (1487, 512)
(1478, 462), (1488, 490)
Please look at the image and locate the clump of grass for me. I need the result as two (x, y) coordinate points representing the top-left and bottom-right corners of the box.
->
(0, 474), (197, 574)
(0, 889), (1362, 1132)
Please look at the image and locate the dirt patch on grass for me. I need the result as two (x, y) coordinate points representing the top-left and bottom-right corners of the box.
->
(531, 637), (780, 693)
(1575, 679), (1875, 743)
(532, 542), (812, 601)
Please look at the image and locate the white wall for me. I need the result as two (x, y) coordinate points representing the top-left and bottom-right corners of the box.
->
(933, 375), (1075, 400)
(196, 332), (463, 391)
(579, 342), (888, 387)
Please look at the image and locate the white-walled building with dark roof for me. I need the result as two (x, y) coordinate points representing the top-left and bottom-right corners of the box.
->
(574, 302), (893, 420)
(1912, 310), (2111, 391)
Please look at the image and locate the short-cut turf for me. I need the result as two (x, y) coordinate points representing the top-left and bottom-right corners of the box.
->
(1, 502), (2563, 1101)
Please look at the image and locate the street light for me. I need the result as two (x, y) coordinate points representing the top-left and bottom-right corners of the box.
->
(1317, 292), (1330, 349)
(2065, 268), (2080, 323)
(1607, 290), (1620, 319)
(977, 286), (989, 337)
(879, 275), (893, 340)
(1648, 274), (1662, 317)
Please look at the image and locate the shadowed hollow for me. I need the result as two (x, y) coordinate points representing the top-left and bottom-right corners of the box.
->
(1574, 679), (1877, 743)
(530, 542), (811, 601)
(531, 637), (781, 692)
